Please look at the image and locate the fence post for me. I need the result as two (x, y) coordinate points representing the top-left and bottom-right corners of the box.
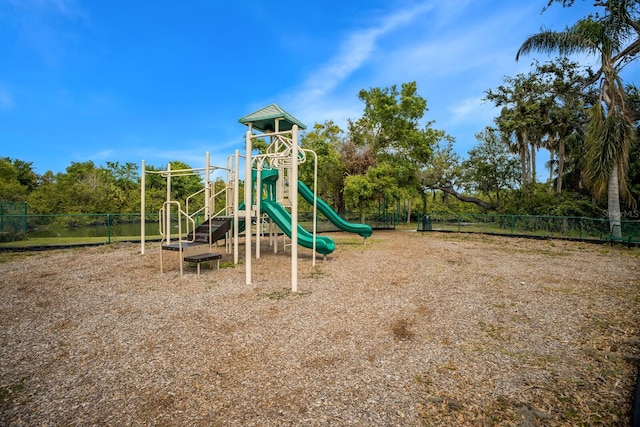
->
(579, 219), (583, 239)
(107, 214), (111, 244)
(510, 215), (514, 234)
(23, 202), (27, 235)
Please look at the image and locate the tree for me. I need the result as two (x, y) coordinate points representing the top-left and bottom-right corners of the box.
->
(344, 162), (399, 217)
(534, 58), (590, 193)
(104, 161), (140, 213)
(164, 161), (205, 205)
(300, 121), (347, 212)
(485, 70), (553, 192)
(9, 158), (38, 193)
(625, 84), (640, 205)
(462, 128), (521, 207)
(348, 81), (446, 218)
(517, 0), (639, 236)
(420, 139), (500, 211)
(0, 158), (30, 202)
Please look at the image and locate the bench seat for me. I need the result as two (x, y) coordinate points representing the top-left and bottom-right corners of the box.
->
(183, 253), (222, 275)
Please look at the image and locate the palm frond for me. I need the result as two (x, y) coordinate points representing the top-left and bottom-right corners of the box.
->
(584, 103), (636, 202)
(516, 23), (600, 61)
(584, 105), (614, 200)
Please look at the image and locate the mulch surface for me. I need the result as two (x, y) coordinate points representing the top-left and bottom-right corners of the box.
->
(1, 230), (639, 426)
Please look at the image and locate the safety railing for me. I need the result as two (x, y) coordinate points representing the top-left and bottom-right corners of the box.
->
(159, 201), (196, 245)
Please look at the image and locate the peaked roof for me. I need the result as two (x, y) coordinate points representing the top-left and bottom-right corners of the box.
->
(238, 103), (306, 132)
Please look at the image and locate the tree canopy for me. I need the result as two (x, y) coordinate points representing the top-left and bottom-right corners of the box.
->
(2, 2), (639, 221)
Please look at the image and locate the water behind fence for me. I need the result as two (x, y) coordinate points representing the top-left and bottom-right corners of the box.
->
(0, 212), (396, 248)
(0, 211), (637, 248)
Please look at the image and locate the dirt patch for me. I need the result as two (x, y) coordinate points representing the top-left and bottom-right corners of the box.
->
(1, 231), (639, 425)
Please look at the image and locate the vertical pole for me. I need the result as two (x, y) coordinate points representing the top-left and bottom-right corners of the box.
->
(141, 160), (146, 254)
(291, 124), (299, 293)
(245, 130), (252, 285)
(107, 213), (111, 244)
(205, 151), (211, 218)
(23, 201), (27, 237)
(233, 149), (240, 265)
(256, 160), (262, 259)
(205, 151), (212, 252)
(312, 150), (318, 266)
(166, 163), (172, 243)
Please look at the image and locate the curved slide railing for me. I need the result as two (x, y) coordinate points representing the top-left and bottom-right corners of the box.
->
(298, 181), (373, 238)
(260, 199), (335, 255)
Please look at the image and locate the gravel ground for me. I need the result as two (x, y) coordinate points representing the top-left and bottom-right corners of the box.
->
(1, 230), (639, 426)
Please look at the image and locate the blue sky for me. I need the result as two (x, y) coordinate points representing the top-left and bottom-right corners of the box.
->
(1, 0), (637, 177)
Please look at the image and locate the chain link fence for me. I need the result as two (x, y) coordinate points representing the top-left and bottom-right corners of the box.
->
(417, 212), (640, 244)
(0, 202), (28, 242)
(1, 209), (638, 249)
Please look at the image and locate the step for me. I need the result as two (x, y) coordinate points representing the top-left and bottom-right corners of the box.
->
(183, 253), (222, 275)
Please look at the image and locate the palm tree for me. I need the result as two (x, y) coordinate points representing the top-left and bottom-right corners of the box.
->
(517, 1), (639, 237)
(486, 72), (549, 194)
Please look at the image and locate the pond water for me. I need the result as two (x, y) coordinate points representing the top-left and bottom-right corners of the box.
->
(29, 222), (161, 238)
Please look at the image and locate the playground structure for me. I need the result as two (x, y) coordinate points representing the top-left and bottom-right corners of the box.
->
(140, 104), (372, 291)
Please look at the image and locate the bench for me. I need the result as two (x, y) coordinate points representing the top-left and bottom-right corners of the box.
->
(183, 253), (222, 275)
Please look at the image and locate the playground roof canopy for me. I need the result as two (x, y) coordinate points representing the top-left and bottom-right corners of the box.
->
(238, 104), (306, 132)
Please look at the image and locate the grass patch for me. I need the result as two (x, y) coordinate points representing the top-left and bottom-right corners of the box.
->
(0, 251), (37, 263)
(0, 237), (108, 247)
(0, 378), (26, 408)
(307, 265), (324, 279)
(258, 288), (312, 300)
(479, 321), (508, 341)
(219, 260), (238, 269)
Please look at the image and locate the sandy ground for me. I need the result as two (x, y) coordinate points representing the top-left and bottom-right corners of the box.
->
(1, 230), (639, 426)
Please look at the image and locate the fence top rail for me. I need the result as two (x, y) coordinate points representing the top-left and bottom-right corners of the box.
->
(425, 212), (639, 223)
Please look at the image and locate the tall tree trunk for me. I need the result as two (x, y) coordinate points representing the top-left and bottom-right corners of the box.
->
(556, 138), (565, 194)
(519, 130), (529, 193)
(523, 130), (531, 184)
(608, 162), (622, 238)
(548, 132), (555, 184)
(530, 141), (537, 183)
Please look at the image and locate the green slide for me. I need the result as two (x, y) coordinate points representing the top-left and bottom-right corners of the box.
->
(298, 181), (373, 238)
(261, 199), (335, 255)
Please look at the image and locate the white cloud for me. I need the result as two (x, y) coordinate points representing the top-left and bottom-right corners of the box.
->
(449, 97), (497, 125)
(282, 1), (436, 128)
(375, 2), (540, 83)
(296, 2), (434, 103)
(89, 149), (115, 160)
